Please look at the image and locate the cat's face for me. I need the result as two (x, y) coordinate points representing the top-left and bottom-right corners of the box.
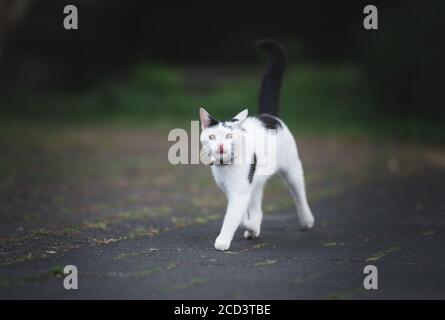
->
(199, 108), (248, 165)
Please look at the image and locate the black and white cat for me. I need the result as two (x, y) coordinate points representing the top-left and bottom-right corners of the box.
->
(199, 40), (314, 251)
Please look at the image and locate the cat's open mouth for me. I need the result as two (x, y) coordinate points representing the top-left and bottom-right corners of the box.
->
(209, 154), (231, 166)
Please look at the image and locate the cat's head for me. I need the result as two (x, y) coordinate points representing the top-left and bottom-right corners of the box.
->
(199, 107), (248, 165)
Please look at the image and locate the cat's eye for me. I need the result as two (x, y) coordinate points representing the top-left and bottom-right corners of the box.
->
(225, 133), (233, 139)
(209, 134), (216, 140)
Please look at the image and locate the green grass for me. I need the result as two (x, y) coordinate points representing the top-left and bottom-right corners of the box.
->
(366, 246), (400, 263)
(1, 62), (444, 144)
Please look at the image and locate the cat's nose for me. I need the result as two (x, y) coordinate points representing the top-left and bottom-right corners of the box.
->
(218, 144), (224, 154)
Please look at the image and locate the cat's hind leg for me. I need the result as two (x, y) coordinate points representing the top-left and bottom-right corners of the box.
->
(242, 185), (264, 239)
(280, 161), (315, 230)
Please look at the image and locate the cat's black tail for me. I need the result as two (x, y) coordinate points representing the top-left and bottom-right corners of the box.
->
(256, 39), (287, 116)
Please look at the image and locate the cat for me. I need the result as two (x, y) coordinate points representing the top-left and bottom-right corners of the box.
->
(199, 39), (314, 251)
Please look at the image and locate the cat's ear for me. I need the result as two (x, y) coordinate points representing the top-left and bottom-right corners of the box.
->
(199, 107), (218, 130)
(232, 109), (248, 123)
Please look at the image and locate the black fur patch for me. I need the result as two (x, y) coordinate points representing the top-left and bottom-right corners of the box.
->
(257, 114), (282, 130)
(208, 116), (219, 127)
(222, 118), (248, 131)
(222, 118), (239, 128)
(248, 153), (257, 184)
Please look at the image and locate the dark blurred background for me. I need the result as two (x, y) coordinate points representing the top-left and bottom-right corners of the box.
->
(2, 1), (445, 299)
(0, 0), (444, 142)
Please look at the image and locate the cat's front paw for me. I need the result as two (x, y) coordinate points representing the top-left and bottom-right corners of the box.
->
(300, 214), (315, 230)
(214, 236), (231, 251)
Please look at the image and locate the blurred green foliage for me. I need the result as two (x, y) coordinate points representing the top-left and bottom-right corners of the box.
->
(0, 62), (443, 144)
(362, 2), (445, 122)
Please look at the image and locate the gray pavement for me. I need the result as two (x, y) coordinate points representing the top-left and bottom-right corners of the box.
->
(1, 168), (444, 299)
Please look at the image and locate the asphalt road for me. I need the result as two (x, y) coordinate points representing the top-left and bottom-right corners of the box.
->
(1, 168), (444, 299)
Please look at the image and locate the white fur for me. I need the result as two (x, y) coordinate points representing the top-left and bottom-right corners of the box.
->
(200, 108), (314, 251)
